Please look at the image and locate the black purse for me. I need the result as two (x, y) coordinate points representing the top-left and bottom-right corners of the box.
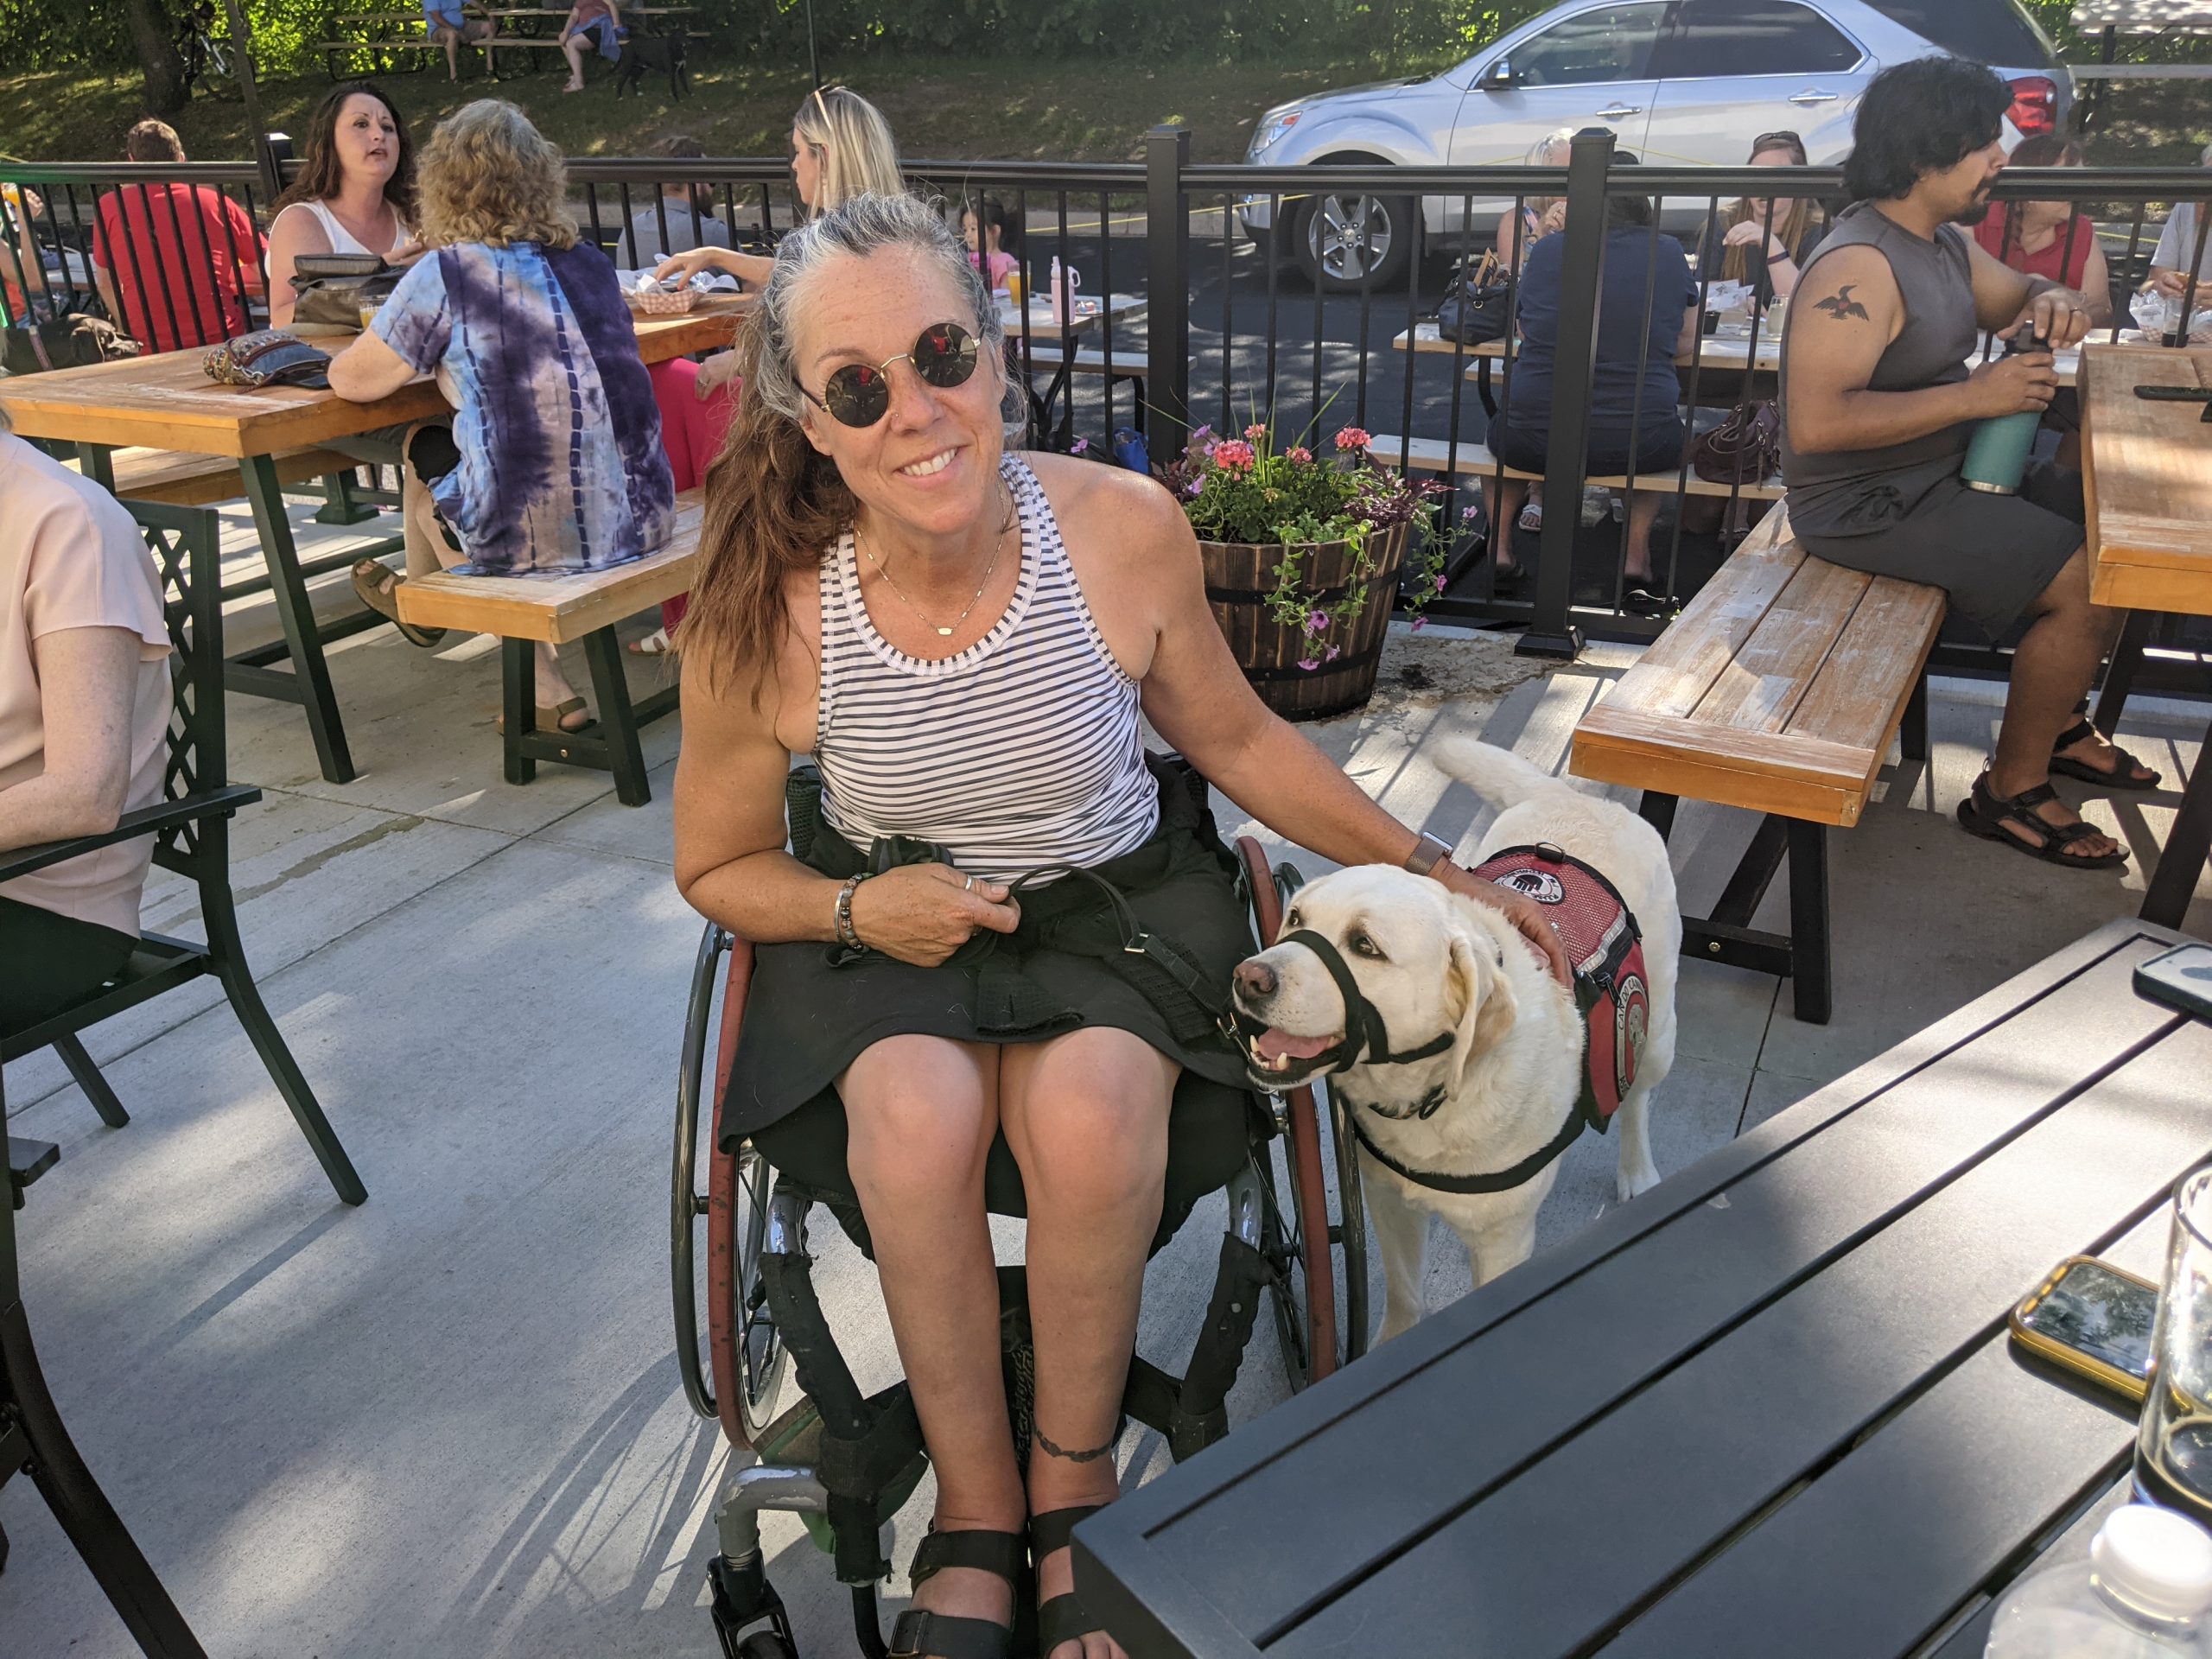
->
(1434, 250), (1512, 346)
(289, 252), (405, 329)
(2, 313), (141, 376)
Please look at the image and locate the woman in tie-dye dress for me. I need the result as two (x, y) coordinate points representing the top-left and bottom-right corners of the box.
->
(330, 99), (675, 734)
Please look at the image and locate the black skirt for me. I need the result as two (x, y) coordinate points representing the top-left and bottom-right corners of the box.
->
(719, 761), (1261, 1154)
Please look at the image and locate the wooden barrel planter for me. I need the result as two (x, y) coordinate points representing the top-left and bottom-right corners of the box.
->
(1198, 523), (1409, 721)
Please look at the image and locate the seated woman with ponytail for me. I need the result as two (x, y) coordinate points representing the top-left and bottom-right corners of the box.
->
(671, 190), (1568, 1659)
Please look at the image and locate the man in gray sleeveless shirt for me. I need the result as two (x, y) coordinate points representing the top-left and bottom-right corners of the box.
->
(1781, 56), (2153, 871)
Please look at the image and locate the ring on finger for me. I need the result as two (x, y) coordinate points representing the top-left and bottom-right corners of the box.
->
(963, 874), (975, 893)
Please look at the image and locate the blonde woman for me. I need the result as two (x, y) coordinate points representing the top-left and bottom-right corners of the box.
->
(1694, 130), (1826, 305)
(327, 99), (675, 734)
(652, 85), (901, 292)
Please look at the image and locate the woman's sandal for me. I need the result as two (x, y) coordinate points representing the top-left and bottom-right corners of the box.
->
(888, 1527), (1027, 1659)
(348, 558), (445, 649)
(1033, 1505), (1108, 1659)
(2048, 717), (2163, 791)
(1956, 771), (2127, 869)
(497, 697), (594, 737)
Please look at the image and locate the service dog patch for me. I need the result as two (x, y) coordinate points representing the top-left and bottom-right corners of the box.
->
(1471, 844), (1648, 1128)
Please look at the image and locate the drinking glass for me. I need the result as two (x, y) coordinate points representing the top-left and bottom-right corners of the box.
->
(2137, 1166), (2212, 1524)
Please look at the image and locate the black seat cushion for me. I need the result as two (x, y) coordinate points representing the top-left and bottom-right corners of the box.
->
(753, 1070), (1262, 1262)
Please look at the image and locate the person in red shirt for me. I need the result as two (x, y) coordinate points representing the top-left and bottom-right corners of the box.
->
(1974, 132), (2112, 327)
(92, 119), (266, 355)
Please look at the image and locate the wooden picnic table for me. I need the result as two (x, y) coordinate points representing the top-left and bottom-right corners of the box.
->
(999, 292), (1147, 444)
(1395, 321), (2093, 418)
(2082, 339), (2212, 930)
(0, 300), (747, 785)
(1075, 915), (2209, 1658)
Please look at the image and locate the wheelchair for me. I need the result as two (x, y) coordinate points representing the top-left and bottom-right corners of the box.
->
(670, 832), (1371, 1658)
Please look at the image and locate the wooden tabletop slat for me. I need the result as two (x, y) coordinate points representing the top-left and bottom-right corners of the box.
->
(1127, 935), (2184, 1646)
(1596, 1211), (2164, 1658)
(0, 303), (747, 459)
(1693, 553), (1871, 735)
(2082, 343), (2212, 615)
(1271, 1014), (2212, 1659)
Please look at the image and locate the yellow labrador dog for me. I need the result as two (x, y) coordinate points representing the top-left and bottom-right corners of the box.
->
(1233, 736), (1680, 1342)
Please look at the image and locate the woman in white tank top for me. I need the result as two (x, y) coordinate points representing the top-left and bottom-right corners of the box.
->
(264, 81), (420, 327)
(671, 194), (1571, 1659)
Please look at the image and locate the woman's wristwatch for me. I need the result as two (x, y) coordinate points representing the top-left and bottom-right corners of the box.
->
(1402, 832), (1454, 878)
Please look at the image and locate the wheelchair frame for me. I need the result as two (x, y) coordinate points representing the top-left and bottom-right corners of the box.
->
(669, 836), (1369, 1658)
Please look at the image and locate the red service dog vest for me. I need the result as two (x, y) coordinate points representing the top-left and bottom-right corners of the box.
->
(1470, 844), (1649, 1129)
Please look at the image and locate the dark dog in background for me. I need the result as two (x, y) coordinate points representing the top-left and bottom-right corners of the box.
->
(614, 31), (690, 99)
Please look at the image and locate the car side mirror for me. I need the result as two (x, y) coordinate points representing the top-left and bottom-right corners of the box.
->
(1482, 58), (1515, 91)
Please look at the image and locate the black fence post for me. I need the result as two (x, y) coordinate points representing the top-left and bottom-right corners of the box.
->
(1146, 124), (1192, 457)
(1516, 125), (1614, 661)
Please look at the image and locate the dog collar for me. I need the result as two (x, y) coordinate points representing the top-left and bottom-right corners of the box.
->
(1275, 928), (1457, 1072)
(1343, 1084), (1451, 1122)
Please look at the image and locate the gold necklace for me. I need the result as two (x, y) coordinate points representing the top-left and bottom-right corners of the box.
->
(857, 482), (1016, 639)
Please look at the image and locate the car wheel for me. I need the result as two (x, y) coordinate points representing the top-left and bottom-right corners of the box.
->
(1293, 186), (1414, 293)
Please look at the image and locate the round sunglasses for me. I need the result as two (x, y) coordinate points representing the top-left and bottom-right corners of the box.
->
(801, 321), (981, 429)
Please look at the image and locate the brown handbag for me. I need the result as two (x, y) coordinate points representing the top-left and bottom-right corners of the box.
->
(1688, 399), (1781, 487)
(201, 328), (332, 390)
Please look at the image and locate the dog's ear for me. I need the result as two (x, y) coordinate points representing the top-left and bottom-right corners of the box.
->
(1446, 924), (1517, 1094)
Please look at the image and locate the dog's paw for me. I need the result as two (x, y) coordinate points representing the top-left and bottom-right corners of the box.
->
(1616, 1162), (1662, 1204)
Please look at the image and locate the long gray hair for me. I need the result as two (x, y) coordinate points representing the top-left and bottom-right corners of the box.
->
(681, 190), (1012, 694)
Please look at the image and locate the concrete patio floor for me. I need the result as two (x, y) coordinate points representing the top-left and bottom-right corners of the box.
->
(3, 490), (2208, 1658)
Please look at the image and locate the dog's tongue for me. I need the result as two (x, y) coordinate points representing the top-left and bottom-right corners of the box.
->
(1255, 1028), (1336, 1061)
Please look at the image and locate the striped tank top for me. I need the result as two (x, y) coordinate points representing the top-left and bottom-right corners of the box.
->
(815, 455), (1160, 884)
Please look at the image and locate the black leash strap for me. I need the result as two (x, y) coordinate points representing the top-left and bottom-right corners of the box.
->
(1344, 1097), (1586, 1195)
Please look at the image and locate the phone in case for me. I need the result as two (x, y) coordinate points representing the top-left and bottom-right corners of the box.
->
(2010, 1255), (2158, 1406)
(2135, 943), (2212, 1026)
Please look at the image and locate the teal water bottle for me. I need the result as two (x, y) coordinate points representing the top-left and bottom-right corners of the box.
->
(1961, 333), (2048, 496)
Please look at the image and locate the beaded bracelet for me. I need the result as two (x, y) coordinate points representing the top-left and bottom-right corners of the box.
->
(834, 872), (870, 952)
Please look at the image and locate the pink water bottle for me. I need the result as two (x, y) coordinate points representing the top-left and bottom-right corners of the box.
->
(1051, 257), (1080, 327)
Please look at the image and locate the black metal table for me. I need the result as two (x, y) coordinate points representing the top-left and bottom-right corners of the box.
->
(1077, 917), (2209, 1658)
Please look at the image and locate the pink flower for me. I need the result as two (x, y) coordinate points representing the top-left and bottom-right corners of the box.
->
(1244, 423), (1267, 440)
(1325, 645), (1341, 662)
(1296, 658), (1320, 672)
(1070, 436), (1090, 454)
(1333, 426), (1373, 453)
(1410, 615), (1427, 632)
(1305, 610), (1329, 634)
(1433, 572), (1447, 592)
(1211, 439), (1256, 471)
(1185, 478), (1205, 497)
(1284, 445), (1313, 464)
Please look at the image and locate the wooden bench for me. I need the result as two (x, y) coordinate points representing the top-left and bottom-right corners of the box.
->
(95, 444), (364, 509)
(1567, 505), (1945, 1023)
(392, 489), (702, 805)
(1369, 431), (1789, 501)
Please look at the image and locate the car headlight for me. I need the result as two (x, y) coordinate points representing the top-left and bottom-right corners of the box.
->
(1250, 110), (1302, 157)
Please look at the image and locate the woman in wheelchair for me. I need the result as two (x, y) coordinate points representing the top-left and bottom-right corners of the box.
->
(672, 192), (1567, 1659)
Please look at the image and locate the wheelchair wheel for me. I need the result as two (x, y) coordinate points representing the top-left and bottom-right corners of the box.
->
(1236, 839), (1353, 1388)
(675, 921), (791, 1448)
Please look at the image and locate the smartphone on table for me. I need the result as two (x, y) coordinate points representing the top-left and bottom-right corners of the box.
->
(2135, 943), (2212, 1027)
(2010, 1255), (2158, 1406)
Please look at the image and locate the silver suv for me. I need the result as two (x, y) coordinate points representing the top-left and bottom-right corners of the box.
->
(1243, 0), (2070, 289)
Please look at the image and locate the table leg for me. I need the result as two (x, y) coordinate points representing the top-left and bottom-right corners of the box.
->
(236, 454), (358, 785)
(73, 441), (116, 493)
(2141, 710), (2212, 931)
(2094, 607), (2154, 738)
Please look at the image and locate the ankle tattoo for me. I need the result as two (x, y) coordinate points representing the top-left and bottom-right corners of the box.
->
(1033, 1428), (1115, 1465)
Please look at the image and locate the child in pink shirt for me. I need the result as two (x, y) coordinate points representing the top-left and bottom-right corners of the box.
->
(963, 196), (1020, 293)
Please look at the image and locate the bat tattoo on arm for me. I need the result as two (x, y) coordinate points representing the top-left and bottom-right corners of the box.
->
(1812, 284), (1871, 321)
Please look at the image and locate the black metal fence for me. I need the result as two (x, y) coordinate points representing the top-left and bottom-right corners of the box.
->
(4, 131), (2209, 683)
